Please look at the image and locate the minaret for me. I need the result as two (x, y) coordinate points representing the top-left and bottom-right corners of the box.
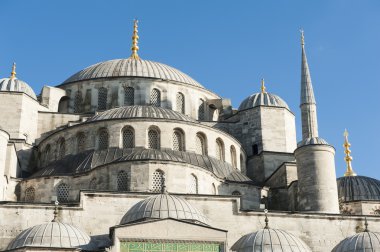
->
(294, 30), (339, 213)
(300, 31), (318, 140)
(130, 19), (140, 60)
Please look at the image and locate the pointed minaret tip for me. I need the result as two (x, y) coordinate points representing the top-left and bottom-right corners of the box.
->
(300, 29), (305, 46)
(300, 30), (316, 105)
(260, 78), (266, 94)
(130, 19), (140, 60)
(343, 129), (357, 177)
(10, 62), (16, 79)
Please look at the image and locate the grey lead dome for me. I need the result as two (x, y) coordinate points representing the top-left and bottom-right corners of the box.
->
(62, 58), (204, 88)
(337, 176), (380, 202)
(0, 77), (37, 100)
(332, 231), (380, 252)
(238, 92), (289, 110)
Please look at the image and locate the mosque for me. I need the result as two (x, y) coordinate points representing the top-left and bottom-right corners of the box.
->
(0, 20), (379, 252)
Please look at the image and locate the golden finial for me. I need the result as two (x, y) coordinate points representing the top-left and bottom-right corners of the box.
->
(10, 62), (16, 79)
(264, 209), (269, 229)
(52, 200), (59, 222)
(260, 78), (266, 94)
(343, 129), (357, 177)
(130, 19), (140, 60)
(300, 29), (305, 46)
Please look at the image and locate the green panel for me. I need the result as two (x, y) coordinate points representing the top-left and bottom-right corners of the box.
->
(120, 241), (220, 252)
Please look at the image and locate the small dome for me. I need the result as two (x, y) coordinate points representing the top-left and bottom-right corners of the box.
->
(337, 176), (380, 202)
(297, 137), (329, 147)
(7, 221), (96, 250)
(62, 58), (204, 88)
(87, 105), (195, 122)
(0, 77), (37, 99)
(332, 231), (380, 252)
(120, 193), (209, 225)
(238, 92), (289, 110)
(231, 229), (312, 252)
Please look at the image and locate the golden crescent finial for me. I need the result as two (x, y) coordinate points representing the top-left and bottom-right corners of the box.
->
(261, 78), (266, 94)
(300, 29), (305, 46)
(130, 19), (140, 60)
(343, 129), (357, 177)
(10, 62), (16, 79)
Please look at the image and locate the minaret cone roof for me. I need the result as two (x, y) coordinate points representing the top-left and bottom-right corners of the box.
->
(300, 30), (316, 105)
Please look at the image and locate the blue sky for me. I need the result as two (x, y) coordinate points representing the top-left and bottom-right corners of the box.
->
(1, 0), (379, 179)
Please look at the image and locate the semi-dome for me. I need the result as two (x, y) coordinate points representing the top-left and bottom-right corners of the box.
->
(238, 92), (289, 110)
(332, 231), (380, 252)
(0, 77), (37, 100)
(87, 105), (196, 122)
(231, 228), (312, 252)
(62, 58), (204, 88)
(297, 137), (329, 147)
(120, 193), (209, 225)
(337, 176), (380, 202)
(7, 221), (96, 250)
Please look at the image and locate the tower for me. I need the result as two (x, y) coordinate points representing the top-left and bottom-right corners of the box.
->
(294, 31), (339, 213)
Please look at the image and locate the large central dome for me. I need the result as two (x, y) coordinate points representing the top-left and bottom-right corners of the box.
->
(62, 58), (204, 88)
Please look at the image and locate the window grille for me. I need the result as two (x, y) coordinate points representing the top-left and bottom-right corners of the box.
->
(195, 134), (206, 155)
(58, 139), (66, 159)
(150, 88), (161, 107)
(123, 128), (134, 148)
(77, 133), (86, 153)
(98, 87), (108, 110)
(230, 146), (237, 168)
(98, 130), (109, 150)
(176, 92), (185, 114)
(57, 183), (69, 202)
(198, 99), (205, 120)
(73, 91), (83, 113)
(25, 187), (35, 202)
(152, 170), (164, 193)
(188, 174), (198, 194)
(89, 178), (97, 190)
(173, 130), (184, 151)
(232, 191), (241, 196)
(124, 87), (134, 106)
(216, 139), (224, 161)
(148, 129), (160, 149)
(117, 171), (129, 191)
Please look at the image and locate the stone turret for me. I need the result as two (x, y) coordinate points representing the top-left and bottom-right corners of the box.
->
(294, 31), (339, 213)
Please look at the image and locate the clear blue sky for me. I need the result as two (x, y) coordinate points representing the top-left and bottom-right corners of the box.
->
(1, 0), (379, 179)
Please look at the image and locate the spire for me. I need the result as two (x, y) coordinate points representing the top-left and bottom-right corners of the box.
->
(260, 78), (266, 94)
(364, 217), (369, 232)
(300, 30), (316, 105)
(52, 200), (59, 222)
(10, 62), (16, 79)
(343, 129), (357, 177)
(130, 19), (140, 60)
(264, 209), (269, 229)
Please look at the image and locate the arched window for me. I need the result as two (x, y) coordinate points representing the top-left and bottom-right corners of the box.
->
(240, 153), (245, 172)
(252, 144), (259, 156)
(57, 183), (69, 203)
(230, 145), (237, 168)
(232, 191), (241, 196)
(98, 87), (108, 110)
(124, 87), (134, 106)
(117, 171), (129, 191)
(216, 138), (225, 161)
(176, 92), (185, 114)
(58, 96), (70, 113)
(89, 178), (97, 190)
(122, 127), (134, 149)
(73, 91), (83, 113)
(152, 170), (164, 193)
(195, 133), (207, 155)
(198, 99), (205, 120)
(44, 144), (51, 165)
(58, 138), (66, 159)
(150, 88), (161, 107)
(188, 174), (198, 194)
(172, 129), (185, 151)
(77, 132), (86, 153)
(25, 187), (35, 202)
(212, 183), (217, 195)
(98, 129), (109, 150)
(148, 128), (160, 149)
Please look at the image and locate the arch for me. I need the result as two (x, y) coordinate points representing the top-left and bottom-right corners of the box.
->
(232, 191), (241, 196)
(150, 88), (161, 107)
(58, 96), (69, 113)
(148, 127), (160, 149)
(230, 145), (237, 168)
(122, 126), (135, 149)
(172, 128), (185, 151)
(73, 91), (83, 113)
(188, 174), (198, 194)
(98, 87), (108, 110)
(98, 128), (109, 150)
(176, 92), (185, 114)
(124, 87), (135, 106)
(57, 138), (66, 159)
(89, 178), (97, 190)
(76, 132), (86, 153)
(117, 171), (129, 191)
(195, 132), (207, 155)
(57, 183), (69, 202)
(216, 138), (225, 161)
(152, 169), (165, 193)
(25, 187), (35, 202)
(198, 98), (205, 120)
(374, 209), (380, 215)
